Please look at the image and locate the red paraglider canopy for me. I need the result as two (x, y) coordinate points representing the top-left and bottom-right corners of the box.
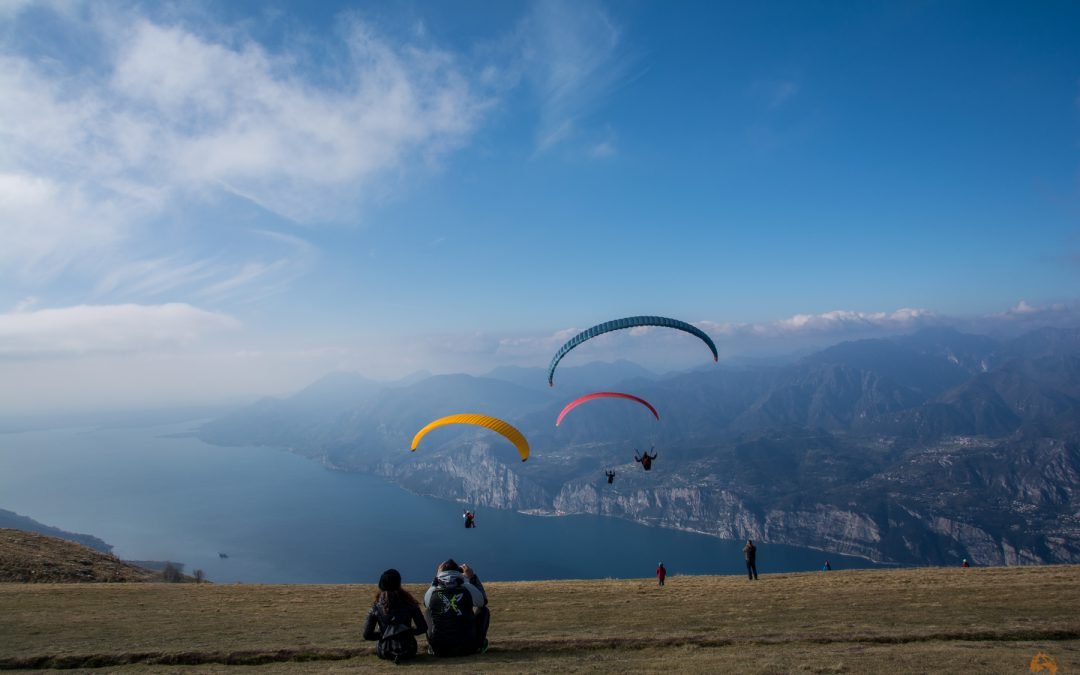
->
(556, 392), (660, 427)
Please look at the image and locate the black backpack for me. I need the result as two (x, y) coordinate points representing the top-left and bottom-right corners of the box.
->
(375, 607), (418, 664)
(427, 581), (475, 654)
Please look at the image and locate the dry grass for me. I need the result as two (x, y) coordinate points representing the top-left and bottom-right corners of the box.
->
(2, 566), (1078, 673)
(0, 529), (159, 583)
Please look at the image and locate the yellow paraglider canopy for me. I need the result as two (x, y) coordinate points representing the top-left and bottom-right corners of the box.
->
(411, 414), (530, 462)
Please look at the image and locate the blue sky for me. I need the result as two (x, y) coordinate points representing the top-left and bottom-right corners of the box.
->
(0, 0), (1078, 411)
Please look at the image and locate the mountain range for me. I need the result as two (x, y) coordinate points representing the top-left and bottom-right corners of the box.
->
(200, 326), (1080, 566)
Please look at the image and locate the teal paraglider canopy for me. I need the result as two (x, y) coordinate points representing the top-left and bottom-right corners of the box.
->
(548, 316), (717, 386)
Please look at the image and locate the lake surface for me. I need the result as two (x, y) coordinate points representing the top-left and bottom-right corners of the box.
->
(0, 422), (879, 584)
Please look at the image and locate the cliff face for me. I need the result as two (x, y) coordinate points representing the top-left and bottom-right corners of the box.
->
(378, 443), (553, 511)
(199, 327), (1080, 566)
(342, 433), (1080, 566)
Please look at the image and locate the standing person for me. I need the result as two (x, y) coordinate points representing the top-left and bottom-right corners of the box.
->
(605, 471), (616, 484)
(463, 511), (476, 529)
(423, 559), (490, 656)
(961, 558), (970, 568)
(823, 560), (831, 571)
(743, 539), (758, 580)
(362, 568), (428, 664)
(656, 562), (666, 586)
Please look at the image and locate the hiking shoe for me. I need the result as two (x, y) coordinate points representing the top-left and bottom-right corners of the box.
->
(480, 639), (490, 654)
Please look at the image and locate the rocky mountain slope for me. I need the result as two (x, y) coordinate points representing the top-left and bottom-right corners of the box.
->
(200, 327), (1080, 566)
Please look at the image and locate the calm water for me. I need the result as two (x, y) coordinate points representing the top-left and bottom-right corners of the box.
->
(0, 422), (877, 583)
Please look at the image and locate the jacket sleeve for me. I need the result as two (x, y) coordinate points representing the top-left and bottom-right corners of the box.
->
(411, 603), (429, 636)
(362, 605), (380, 641)
(423, 585), (434, 608)
(464, 575), (487, 607)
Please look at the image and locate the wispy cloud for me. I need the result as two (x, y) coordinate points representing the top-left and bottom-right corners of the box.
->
(759, 79), (800, 110)
(0, 5), (488, 288)
(0, 303), (238, 357)
(702, 308), (936, 338)
(91, 230), (316, 303)
(515, 0), (625, 153)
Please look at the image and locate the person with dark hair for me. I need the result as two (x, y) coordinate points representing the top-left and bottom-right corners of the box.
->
(423, 559), (490, 657)
(743, 539), (758, 580)
(634, 447), (658, 471)
(605, 470), (616, 484)
(362, 568), (427, 663)
(463, 511), (476, 529)
(656, 562), (666, 586)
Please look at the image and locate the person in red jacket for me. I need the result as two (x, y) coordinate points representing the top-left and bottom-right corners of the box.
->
(656, 562), (666, 586)
(961, 558), (970, 568)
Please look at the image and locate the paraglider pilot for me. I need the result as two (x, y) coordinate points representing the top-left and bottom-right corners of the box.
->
(605, 470), (616, 484)
(634, 447), (658, 471)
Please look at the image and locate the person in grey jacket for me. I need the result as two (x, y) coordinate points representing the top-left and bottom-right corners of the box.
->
(423, 559), (490, 656)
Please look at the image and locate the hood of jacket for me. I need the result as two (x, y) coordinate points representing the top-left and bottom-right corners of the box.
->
(434, 570), (467, 587)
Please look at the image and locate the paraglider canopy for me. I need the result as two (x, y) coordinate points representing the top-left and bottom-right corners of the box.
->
(556, 391), (660, 426)
(548, 315), (718, 386)
(411, 413), (530, 461)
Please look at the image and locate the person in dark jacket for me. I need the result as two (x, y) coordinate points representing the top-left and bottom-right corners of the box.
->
(656, 562), (666, 586)
(362, 568), (428, 663)
(743, 539), (758, 580)
(423, 559), (489, 656)
(605, 471), (616, 484)
(634, 447), (658, 471)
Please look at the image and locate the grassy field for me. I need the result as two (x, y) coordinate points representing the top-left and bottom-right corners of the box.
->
(2, 565), (1078, 673)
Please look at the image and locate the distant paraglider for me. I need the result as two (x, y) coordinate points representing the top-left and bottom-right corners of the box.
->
(555, 392), (660, 427)
(547, 316), (718, 386)
(635, 447), (658, 471)
(411, 413), (530, 462)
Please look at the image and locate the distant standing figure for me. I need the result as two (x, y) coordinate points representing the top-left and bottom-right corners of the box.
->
(823, 560), (831, 571)
(656, 562), (666, 586)
(463, 511), (476, 529)
(605, 471), (616, 484)
(743, 539), (758, 580)
(961, 558), (970, 568)
(634, 447), (658, 471)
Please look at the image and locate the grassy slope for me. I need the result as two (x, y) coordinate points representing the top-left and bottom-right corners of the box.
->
(1, 566), (1078, 673)
(0, 529), (158, 583)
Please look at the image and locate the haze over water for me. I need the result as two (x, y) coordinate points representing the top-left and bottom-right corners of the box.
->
(0, 421), (876, 583)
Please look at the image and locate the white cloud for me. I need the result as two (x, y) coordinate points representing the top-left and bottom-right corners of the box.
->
(0, 303), (238, 357)
(698, 308), (936, 339)
(0, 171), (137, 282)
(0, 7), (488, 286)
(517, 0), (624, 153)
(588, 140), (617, 159)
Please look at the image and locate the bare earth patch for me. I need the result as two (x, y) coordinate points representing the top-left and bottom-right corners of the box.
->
(1, 565), (1077, 672)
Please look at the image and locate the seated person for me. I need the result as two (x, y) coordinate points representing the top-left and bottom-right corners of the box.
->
(423, 559), (490, 656)
(362, 568), (427, 663)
